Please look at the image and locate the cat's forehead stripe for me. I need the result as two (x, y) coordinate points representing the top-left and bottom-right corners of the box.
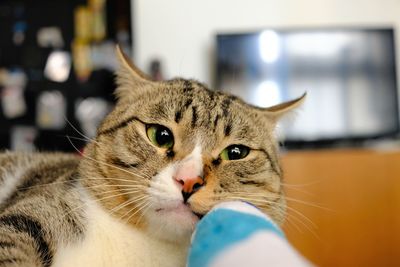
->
(183, 80), (193, 93)
(224, 122), (232, 137)
(220, 97), (232, 117)
(213, 115), (220, 132)
(98, 115), (143, 136)
(174, 110), (182, 123)
(191, 106), (198, 128)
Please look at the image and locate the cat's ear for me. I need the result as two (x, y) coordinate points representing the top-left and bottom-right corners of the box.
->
(263, 93), (306, 122)
(115, 45), (154, 99)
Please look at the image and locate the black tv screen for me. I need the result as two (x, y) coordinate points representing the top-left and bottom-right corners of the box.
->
(216, 28), (399, 146)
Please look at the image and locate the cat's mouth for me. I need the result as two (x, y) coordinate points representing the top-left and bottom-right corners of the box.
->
(192, 211), (204, 219)
(155, 204), (204, 220)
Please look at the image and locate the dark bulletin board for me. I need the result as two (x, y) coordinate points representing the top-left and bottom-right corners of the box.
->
(0, 0), (132, 151)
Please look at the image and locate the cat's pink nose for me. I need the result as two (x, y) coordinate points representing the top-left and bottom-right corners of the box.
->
(175, 176), (204, 202)
(176, 176), (203, 193)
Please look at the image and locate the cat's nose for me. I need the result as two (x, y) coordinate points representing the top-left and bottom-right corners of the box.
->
(175, 176), (204, 203)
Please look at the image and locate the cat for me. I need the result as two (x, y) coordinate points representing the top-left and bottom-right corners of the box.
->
(0, 46), (305, 267)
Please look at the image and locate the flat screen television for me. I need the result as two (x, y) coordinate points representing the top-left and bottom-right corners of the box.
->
(216, 28), (399, 148)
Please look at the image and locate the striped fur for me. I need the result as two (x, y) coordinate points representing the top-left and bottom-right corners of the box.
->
(0, 153), (84, 267)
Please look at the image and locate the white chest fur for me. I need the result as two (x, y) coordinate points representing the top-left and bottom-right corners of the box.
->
(52, 194), (188, 267)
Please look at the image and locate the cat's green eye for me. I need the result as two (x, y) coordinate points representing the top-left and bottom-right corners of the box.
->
(146, 124), (174, 149)
(220, 145), (250, 161)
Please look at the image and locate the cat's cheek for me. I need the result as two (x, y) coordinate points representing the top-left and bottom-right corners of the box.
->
(188, 178), (219, 215)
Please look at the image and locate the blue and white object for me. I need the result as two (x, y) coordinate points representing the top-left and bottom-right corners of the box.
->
(188, 201), (312, 267)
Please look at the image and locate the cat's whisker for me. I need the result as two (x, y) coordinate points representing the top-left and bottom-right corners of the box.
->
(85, 176), (150, 185)
(236, 191), (330, 211)
(281, 180), (322, 188)
(122, 198), (151, 224)
(229, 190), (329, 213)
(119, 201), (140, 222)
(84, 180), (148, 190)
(83, 183), (147, 191)
(283, 219), (300, 234)
(88, 184), (147, 199)
(109, 194), (149, 215)
(64, 118), (99, 144)
(65, 135), (95, 144)
(282, 185), (316, 197)
(135, 202), (153, 226)
(284, 205), (317, 229)
(225, 194), (318, 232)
(237, 195), (318, 229)
(284, 197), (332, 211)
(283, 211), (305, 234)
(61, 190), (144, 222)
(229, 191), (281, 202)
(134, 203), (152, 224)
(130, 199), (153, 226)
(233, 196), (317, 237)
(224, 196), (285, 217)
(67, 136), (151, 180)
(225, 196), (278, 208)
(284, 210), (321, 240)
(15, 176), (148, 192)
(92, 188), (144, 198)
(222, 194), (301, 236)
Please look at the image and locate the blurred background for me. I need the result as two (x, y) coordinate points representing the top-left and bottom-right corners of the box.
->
(1, 0), (399, 266)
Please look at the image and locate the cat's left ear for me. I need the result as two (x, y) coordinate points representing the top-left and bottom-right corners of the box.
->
(115, 45), (154, 99)
(263, 93), (307, 122)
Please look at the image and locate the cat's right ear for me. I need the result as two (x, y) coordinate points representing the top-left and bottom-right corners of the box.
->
(262, 93), (307, 122)
(115, 45), (154, 99)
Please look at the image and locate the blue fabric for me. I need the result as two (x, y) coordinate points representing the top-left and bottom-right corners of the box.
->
(188, 208), (285, 267)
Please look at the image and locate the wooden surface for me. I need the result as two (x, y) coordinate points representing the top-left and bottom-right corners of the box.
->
(281, 148), (400, 267)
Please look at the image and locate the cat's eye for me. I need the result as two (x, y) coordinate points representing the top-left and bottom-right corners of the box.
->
(220, 145), (250, 160)
(146, 124), (174, 149)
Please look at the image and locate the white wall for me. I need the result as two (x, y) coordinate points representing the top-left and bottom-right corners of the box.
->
(133, 0), (400, 87)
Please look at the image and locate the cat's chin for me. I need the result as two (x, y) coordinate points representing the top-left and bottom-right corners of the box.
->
(144, 201), (200, 242)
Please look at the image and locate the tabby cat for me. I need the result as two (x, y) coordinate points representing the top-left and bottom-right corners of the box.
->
(0, 46), (305, 267)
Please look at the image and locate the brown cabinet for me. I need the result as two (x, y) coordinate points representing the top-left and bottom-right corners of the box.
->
(281, 149), (400, 267)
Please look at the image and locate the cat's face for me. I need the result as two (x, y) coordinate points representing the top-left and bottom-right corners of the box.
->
(83, 47), (304, 242)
